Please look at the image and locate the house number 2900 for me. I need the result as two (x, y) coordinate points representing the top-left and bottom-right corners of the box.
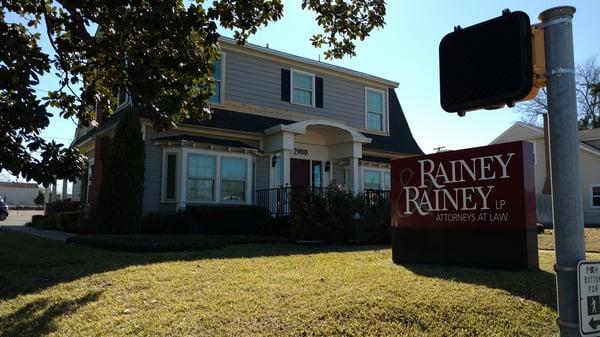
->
(293, 148), (308, 156)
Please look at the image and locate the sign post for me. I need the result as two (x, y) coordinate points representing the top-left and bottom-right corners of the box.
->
(539, 6), (586, 337)
(578, 261), (600, 336)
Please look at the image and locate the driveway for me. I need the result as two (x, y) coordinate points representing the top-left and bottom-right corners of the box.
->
(1, 210), (43, 226)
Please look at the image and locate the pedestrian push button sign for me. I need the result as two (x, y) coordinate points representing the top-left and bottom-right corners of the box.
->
(579, 261), (600, 336)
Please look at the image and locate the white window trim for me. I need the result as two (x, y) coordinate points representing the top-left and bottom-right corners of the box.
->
(208, 52), (226, 106)
(360, 166), (390, 191)
(161, 149), (181, 203)
(590, 184), (600, 209)
(186, 153), (218, 203)
(220, 156), (249, 202)
(290, 68), (316, 107)
(182, 148), (253, 206)
(364, 87), (388, 134)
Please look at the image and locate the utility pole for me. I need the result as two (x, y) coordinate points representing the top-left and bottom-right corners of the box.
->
(539, 6), (586, 337)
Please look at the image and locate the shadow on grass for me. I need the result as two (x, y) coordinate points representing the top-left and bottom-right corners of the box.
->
(0, 232), (387, 302)
(0, 291), (102, 337)
(404, 263), (557, 310)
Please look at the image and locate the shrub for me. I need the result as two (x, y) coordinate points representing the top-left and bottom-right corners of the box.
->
(34, 190), (45, 205)
(140, 206), (276, 236)
(289, 187), (359, 243)
(55, 211), (81, 233)
(354, 197), (391, 244)
(96, 107), (145, 234)
(30, 214), (56, 230)
(45, 200), (80, 218)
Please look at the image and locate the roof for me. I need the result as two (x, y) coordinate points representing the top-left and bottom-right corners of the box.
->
(219, 36), (399, 88)
(579, 127), (600, 141)
(0, 182), (39, 189)
(152, 135), (257, 149)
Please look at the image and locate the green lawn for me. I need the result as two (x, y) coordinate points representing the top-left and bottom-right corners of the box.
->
(0, 232), (578, 337)
(538, 227), (600, 253)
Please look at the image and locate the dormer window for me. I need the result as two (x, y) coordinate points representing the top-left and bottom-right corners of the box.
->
(209, 54), (225, 104)
(291, 69), (315, 106)
(365, 87), (386, 132)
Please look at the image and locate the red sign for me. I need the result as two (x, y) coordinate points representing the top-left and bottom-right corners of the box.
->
(391, 141), (538, 269)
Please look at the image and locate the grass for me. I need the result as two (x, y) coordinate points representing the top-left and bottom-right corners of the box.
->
(0, 232), (582, 337)
(67, 234), (289, 252)
(538, 227), (600, 252)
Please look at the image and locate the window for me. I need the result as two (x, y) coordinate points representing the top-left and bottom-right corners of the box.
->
(221, 157), (247, 201)
(292, 70), (315, 106)
(209, 57), (223, 104)
(364, 170), (381, 190)
(187, 154), (216, 201)
(383, 172), (391, 191)
(312, 161), (322, 187)
(165, 153), (177, 200)
(592, 185), (600, 208)
(366, 88), (385, 131)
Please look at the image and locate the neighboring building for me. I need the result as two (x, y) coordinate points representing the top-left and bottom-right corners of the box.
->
(71, 37), (423, 215)
(0, 182), (39, 205)
(490, 122), (600, 225)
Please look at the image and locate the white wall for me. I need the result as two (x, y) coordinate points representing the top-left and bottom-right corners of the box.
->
(0, 187), (39, 205)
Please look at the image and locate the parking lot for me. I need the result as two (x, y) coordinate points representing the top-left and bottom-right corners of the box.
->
(1, 210), (43, 226)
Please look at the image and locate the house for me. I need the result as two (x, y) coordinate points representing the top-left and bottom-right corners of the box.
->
(70, 37), (423, 215)
(490, 122), (600, 225)
(0, 182), (39, 206)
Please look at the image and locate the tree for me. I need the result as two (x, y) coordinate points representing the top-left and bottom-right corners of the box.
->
(1, 0), (386, 185)
(96, 107), (145, 233)
(517, 57), (600, 194)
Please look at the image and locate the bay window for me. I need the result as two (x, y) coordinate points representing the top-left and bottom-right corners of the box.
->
(364, 170), (382, 190)
(221, 157), (247, 201)
(187, 154), (216, 201)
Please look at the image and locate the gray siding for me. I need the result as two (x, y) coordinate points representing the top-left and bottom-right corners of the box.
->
(255, 155), (270, 190)
(332, 165), (345, 186)
(225, 50), (386, 131)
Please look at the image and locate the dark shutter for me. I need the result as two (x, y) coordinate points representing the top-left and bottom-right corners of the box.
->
(281, 69), (291, 102)
(166, 154), (177, 200)
(315, 77), (324, 108)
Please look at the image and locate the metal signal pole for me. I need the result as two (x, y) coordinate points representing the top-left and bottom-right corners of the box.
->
(539, 6), (586, 337)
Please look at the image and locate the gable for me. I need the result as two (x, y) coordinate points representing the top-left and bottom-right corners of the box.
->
(489, 122), (543, 144)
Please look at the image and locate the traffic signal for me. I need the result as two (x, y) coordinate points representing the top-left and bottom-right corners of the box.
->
(439, 10), (534, 114)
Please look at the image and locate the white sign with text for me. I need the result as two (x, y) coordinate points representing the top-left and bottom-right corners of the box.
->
(579, 260), (600, 336)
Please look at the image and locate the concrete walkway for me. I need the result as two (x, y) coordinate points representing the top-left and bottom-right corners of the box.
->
(0, 225), (75, 242)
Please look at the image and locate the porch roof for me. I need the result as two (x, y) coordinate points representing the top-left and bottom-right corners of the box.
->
(152, 135), (258, 150)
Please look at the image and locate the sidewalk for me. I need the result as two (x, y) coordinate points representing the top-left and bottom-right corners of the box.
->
(0, 225), (75, 242)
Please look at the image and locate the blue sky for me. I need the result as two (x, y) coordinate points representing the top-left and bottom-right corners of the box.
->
(3, 0), (600, 184)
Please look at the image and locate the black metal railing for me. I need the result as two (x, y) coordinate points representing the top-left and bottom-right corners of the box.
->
(255, 187), (390, 216)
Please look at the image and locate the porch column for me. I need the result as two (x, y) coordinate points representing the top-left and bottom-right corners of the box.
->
(51, 183), (58, 202)
(61, 179), (68, 200)
(281, 149), (291, 187)
(349, 157), (360, 195)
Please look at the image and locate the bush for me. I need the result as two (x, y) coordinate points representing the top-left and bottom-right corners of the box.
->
(289, 187), (359, 243)
(45, 200), (80, 218)
(30, 214), (56, 230)
(140, 205), (277, 236)
(288, 187), (392, 244)
(96, 107), (145, 234)
(34, 190), (45, 205)
(55, 211), (81, 233)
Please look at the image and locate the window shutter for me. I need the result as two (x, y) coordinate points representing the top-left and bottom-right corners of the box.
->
(281, 69), (291, 102)
(315, 77), (324, 108)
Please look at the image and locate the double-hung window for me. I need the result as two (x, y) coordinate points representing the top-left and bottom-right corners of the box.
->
(292, 70), (314, 106)
(383, 172), (391, 191)
(164, 153), (178, 201)
(221, 157), (247, 201)
(364, 170), (382, 190)
(366, 88), (385, 131)
(592, 184), (600, 208)
(209, 57), (223, 104)
(187, 154), (216, 201)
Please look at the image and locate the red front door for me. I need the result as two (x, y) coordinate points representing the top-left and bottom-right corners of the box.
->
(290, 158), (310, 187)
